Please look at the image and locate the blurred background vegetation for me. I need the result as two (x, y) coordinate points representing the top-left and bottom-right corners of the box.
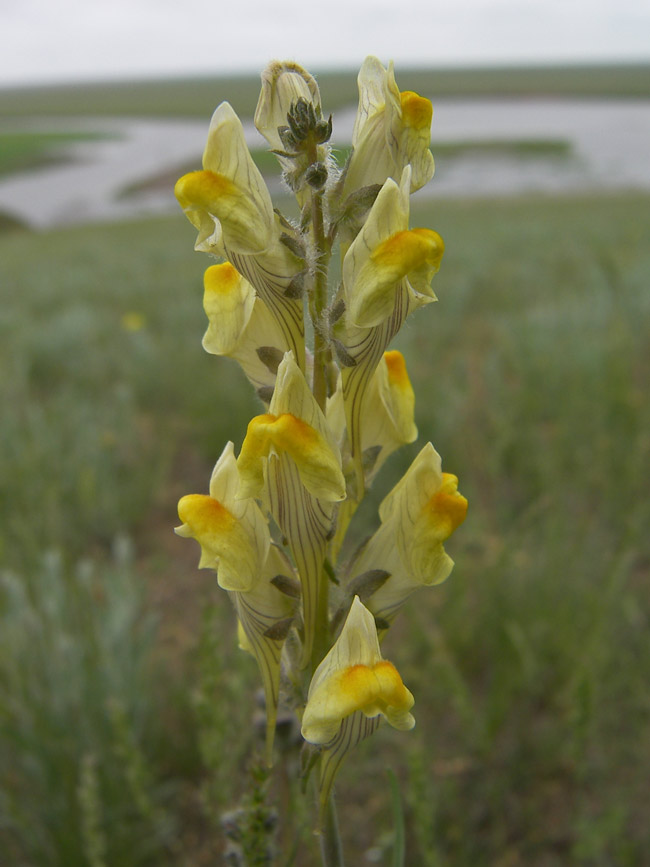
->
(1, 66), (649, 865)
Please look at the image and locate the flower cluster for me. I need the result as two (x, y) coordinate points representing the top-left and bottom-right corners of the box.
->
(174, 57), (467, 816)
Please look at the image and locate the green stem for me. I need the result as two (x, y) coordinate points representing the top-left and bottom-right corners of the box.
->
(307, 143), (330, 414)
(311, 191), (329, 412)
(319, 791), (345, 867)
(310, 566), (330, 675)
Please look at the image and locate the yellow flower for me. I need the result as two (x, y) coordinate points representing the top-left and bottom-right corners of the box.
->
(302, 596), (414, 743)
(121, 311), (146, 332)
(175, 441), (296, 761)
(175, 102), (275, 255)
(175, 441), (269, 592)
(255, 60), (330, 201)
(329, 350), (416, 474)
(201, 262), (293, 400)
(340, 56), (435, 199)
(175, 102), (307, 371)
(332, 167), (443, 492)
(302, 596), (414, 811)
(327, 350), (418, 559)
(255, 60), (323, 152)
(238, 353), (345, 666)
(349, 443), (468, 626)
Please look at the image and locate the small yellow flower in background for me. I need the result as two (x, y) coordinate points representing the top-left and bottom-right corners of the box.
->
(121, 311), (146, 332)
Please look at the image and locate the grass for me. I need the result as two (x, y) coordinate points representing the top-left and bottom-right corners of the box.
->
(0, 63), (649, 119)
(1, 191), (649, 864)
(0, 130), (114, 177)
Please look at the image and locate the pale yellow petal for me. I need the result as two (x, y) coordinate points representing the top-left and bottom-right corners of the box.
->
(175, 493), (256, 592)
(201, 262), (294, 397)
(202, 262), (256, 356)
(238, 411), (345, 503)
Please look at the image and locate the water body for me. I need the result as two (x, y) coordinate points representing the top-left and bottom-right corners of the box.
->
(1, 99), (649, 229)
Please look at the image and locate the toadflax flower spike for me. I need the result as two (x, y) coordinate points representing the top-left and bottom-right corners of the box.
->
(302, 596), (415, 815)
(349, 442), (467, 627)
(238, 352), (346, 667)
(175, 442), (296, 762)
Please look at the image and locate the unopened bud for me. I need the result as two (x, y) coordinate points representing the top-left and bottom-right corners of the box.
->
(315, 116), (333, 144)
(306, 161), (328, 189)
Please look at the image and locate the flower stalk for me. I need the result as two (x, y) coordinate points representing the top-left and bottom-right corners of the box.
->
(172, 56), (467, 862)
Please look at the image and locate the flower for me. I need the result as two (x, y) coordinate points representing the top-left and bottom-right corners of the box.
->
(238, 352), (345, 666)
(349, 443), (467, 626)
(176, 442), (269, 592)
(175, 102), (275, 255)
(255, 60), (331, 199)
(175, 101), (307, 371)
(331, 166), (443, 492)
(201, 261), (293, 401)
(255, 60), (323, 152)
(327, 350), (418, 559)
(340, 56), (435, 199)
(302, 596), (415, 742)
(175, 441), (296, 760)
(302, 596), (414, 810)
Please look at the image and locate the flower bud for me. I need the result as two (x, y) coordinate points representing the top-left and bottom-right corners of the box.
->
(255, 61), (323, 151)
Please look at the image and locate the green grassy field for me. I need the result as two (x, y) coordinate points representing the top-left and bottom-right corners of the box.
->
(1, 188), (649, 864)
(1, 62), (649, 119)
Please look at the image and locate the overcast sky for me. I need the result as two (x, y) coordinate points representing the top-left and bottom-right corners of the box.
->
(1, 0), (649, 87)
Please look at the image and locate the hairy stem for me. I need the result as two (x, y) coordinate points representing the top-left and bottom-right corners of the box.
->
(307, 144), (330, 413)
